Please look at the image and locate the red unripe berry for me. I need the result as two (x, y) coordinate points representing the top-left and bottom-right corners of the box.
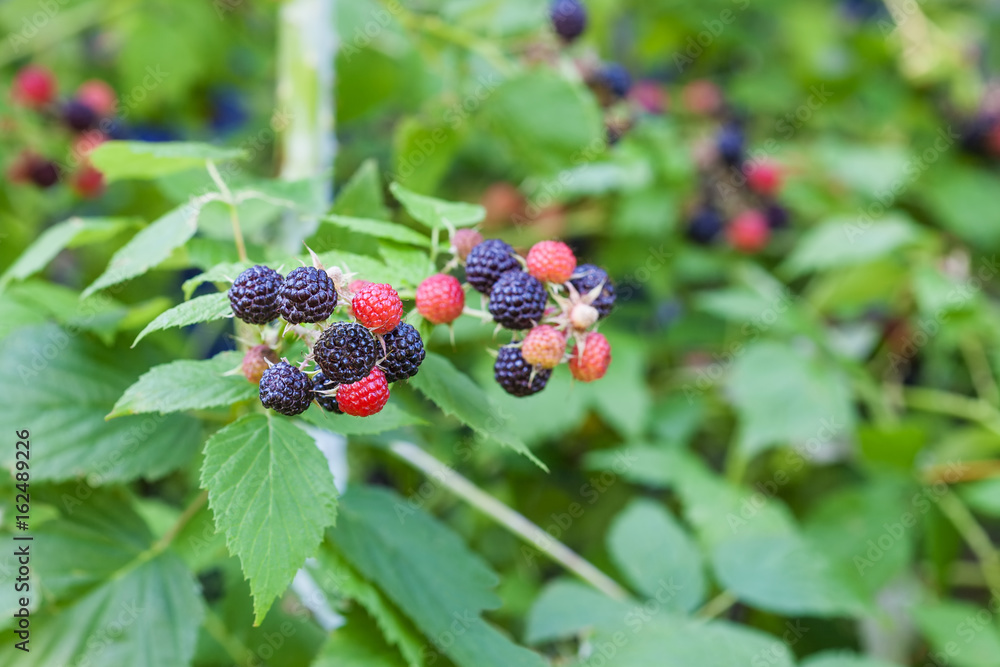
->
(522, 325), (567, 369)
(416, 274), (465, 324)
(480, 182), (526, 226)
(352, 283), (403, 335)
(336, 367), (390, 417)
(241, 345), (278, 384)
(76, 80), (117, 117)
(743, 160), (783, 196)
(569, 332), (611, 382)
(629, 80), (668, 114)
(527, 240), (577, 284)
(13, 66), (56, 108)
(452, 228), (484, 261)
(726, 211), (771, 253)
(71, 164), (105, 199)
(682, 79), (722, 115)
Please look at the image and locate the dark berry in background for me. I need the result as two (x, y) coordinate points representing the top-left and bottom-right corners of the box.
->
(495, 346), (551, 397)
(61, 99), (99, 132)
(570, 264), (615, 319)
(599, 63), (632, 99)
(550, 0), (587, 42)
(686, 208), (725, 244)
(229, 265), (283, 325)
(717, 122), (745, 166)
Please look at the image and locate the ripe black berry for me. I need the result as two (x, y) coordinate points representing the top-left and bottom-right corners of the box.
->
(278, 266), (337, 324)
(764, 203), (790, 230)
(550, 0), (587, 42)
(312, 371), (342, 413)
(314, 322), (378, 384)
(686, 208), (724, 244)
(494, 346), (551, 397)
(599, 63), (632, 99)
(62, 99), (99, 132)
(717, 123), (745, 166)
(259, 361), (313, 416)
(229, 265), (283, 325)
(570, 264), (615, 319)
(380, 322), (426, 383)
(465, 239), (520, 294)
(488, 271), (548, 330)
(28, 159), (60, 188)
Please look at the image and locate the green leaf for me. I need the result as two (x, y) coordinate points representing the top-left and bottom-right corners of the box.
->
(301, 402), (427, 435)
(83, 204), (202, 298)
(782, 214), (920, 277)
(919, 161), (1000, 249)
(0, 217), (135, 290)
(727, 341), (855, 458)
(0, 326), (202, 483)
(390, 182), (485, 230)
(913, 600), (1000, 667)
(317, 214), (430, 247)
(109, 351), (256, 418)
(525, 580), (636, 644)
(959, 478), (1000, 517)
(132, 292), (232, 347)
(314, 614), (409, 667)
(607, 499), (706, 612)
(710, 533), (868, 617)
(409, 353), (547, 470)
(332, 159), (391, 219)
(393, 116), (461, 195)
(800, 652), (905, 667)
(182, 261), (249, 299)
(200, 413), (339, 624)
(481, 70), (604, 174)
(332, 486), (548, 667)
(91, 140), (245, 182)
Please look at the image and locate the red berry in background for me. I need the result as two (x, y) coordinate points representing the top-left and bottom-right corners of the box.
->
(452, 228), (484, 261)
(480, 182), (526, 227)
(726, 210), (771, 253)
(241, 345), (278, 384)
(629, 80), (667, 114)
(569, 332), (611, 382)
(352, 282), (403, 335)
(526, 240), (577, 284)
(73, 131), (108, 159)
(416, 274), (465, 324)
(12, 65), (56, 108)
(682, 79), (722, 115)
(336, 367), (390, 417)
(743, 160), (783, 196)
(988, 123), (1000, 157)
(76, 80), (117, 117)
(522, 325), (567, 369)
(71, 164), (105, 199)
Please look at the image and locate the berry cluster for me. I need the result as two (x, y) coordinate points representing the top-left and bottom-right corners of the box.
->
(415, 231), (614, 397)
(230, 257), (424, 418)
(682, 93), (791, 253)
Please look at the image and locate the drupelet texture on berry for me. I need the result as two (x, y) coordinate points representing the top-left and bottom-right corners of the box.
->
(465, 239), (520, 294)
(313, 322), (378, 384)
(337, 367), (390, 417)
(352, 282), (403, 335)
(259, 361), (313, 416)
(489, 271), (548, 330)
(494, 346), (552, 397)
(229, 265), (283, 324)
(570, 264), (615, 319)
(550, 0), (587, 42)
(278, 266), (338, 324)
(569, 332), (611, 382)
(521, 325), (566, 369)
(416, 274), (465, 324)
(312, 372), (342, 413)
(526, 240), (577, 284)
(380, 323), (426, 383)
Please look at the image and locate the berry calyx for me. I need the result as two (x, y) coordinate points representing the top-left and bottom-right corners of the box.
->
(743, 160), (783, 196)
(521, 325), (566, 369)
(313, 322), (378, 384)
(352, 282), (403, 335)
(452, 228), (484, 261)
(569, 332), (611, 382)
(336, 367), (390, 417)
(242, 344), (278, 384)
(489, 271), (548, 330)
(550, 0), (587, 43)
(727, 210), (770, 253)
(416, 274), (465, 324)
(278, 266), (338, 324)
(312, 372), (342, 413)
(380, 322), (426, 383)
(259, 361), (313, 416)
(494, 346), (552, 397)
(229, 265), (283, 325)
(569, 303), (599, 331)
(465, 238), (520, 294)
(569, 264), (615, 319)
(526, 240), (577, 284)
(13, 66), (56, 108)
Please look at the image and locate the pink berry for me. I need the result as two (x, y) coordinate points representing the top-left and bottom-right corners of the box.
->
(13, 66), (56, 108)
(726, 211), (770, 253)
(526, 240), (577, 284)
(522, 325), (567, 369)
(744, 161), (783, 196)
(569, 332), (611, 382)
(416, 274), (465, 324)
(76, 80), (117, 117)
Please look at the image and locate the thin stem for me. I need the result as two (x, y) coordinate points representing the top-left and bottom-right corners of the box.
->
(152, 489), (209, 553)
(389, 441), (630, 601)
(936, 492), (1000, 597)
(430, 225), (441, 264)
(203, 607), (255, 666)
(961, 335), (1000, 407)
(902, 387), (1000, 438)
(207, 161), (248, 263)
(696, 591), (738, 619)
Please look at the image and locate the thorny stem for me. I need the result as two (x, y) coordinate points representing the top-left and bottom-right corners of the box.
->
(389, 441), (631, 602)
